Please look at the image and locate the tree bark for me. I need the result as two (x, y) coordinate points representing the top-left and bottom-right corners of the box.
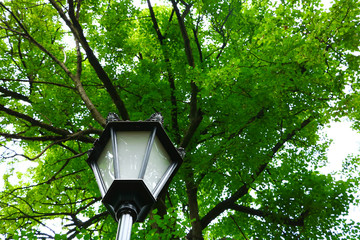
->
(185, 170), (204, 240)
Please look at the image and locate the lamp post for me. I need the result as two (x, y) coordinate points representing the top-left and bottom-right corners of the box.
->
(87, 113), (184, 240)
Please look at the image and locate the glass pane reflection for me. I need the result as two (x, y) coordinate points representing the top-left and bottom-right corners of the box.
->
(116, 131), (150, 179)
(144, 136), (172, 193)
(97, 140), (114, 191)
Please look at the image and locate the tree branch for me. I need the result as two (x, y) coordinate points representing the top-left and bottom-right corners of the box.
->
(170, 0), (194, 67)
(185, 169), (204, 240)
(180, 109), (203, 149)
(0, 103), (68, 136)
(0, 3), (106, 127)
(17, 36), (38, 95)
(4, 169), (86, 196)
(0, 105), (97, 143)
(147, 0), (180, 142)
(0, 86), (31, 103)
(67, 212), (108, 240)
(170, 0), (202, 148)
(50, 0), (130, 120)
(0, 78), (75, 90)
(199, 117), (313, 230)
(229, 203), (308, 227)
(147, 0), (165, 44)
(229, 215), (249, 240)
(0, 132), (64, 142)
(193, 18), (203, 63)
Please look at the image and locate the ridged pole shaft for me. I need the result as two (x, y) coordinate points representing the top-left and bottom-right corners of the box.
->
(115, 213), (133, 240)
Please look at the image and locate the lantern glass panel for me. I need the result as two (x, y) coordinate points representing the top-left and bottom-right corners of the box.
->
(97, 140), (114, 191)
(144, 136), (172, 193)
(116, 131), (151, 179)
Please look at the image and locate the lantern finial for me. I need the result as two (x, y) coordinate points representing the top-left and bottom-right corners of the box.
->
(177, 147), (186, 158)
(107, 112), (120, 123)
(147, 112), (164, 125)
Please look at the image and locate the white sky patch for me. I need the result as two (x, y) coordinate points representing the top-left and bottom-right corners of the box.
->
(0, 163), (6, 190)
(322, 119), (360, 174)
(320, 118), (360, 223)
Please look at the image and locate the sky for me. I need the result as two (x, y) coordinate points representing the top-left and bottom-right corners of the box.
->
(321, 119), (360, 221)
(323, 120), (360, 174)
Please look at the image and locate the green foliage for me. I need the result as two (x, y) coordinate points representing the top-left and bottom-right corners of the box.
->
(133, 208), (188, 240)
(0, 0), (359, 239)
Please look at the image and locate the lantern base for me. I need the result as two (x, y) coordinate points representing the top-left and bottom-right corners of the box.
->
(102, 179), (155, 222)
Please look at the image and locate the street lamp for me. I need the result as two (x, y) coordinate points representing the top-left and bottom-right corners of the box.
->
(87, 113), (184, 240)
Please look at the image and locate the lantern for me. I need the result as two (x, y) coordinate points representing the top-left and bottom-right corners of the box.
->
(87, 113), (184, 239)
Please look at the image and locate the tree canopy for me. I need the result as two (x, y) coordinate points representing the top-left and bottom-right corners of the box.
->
(0, 0), (360, 239)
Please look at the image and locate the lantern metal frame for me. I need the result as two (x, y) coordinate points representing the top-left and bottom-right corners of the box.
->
(87, 115), (184, 225)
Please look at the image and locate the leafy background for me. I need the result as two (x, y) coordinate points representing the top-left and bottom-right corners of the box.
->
(0, 0), (360, 239)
